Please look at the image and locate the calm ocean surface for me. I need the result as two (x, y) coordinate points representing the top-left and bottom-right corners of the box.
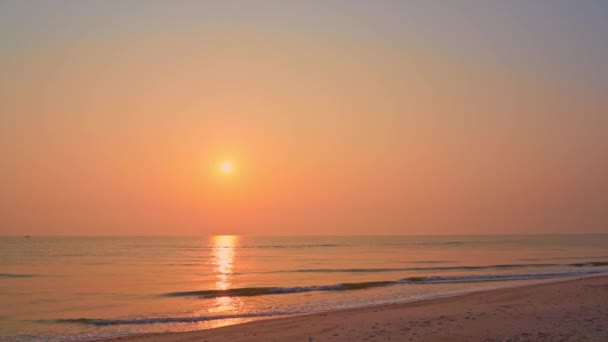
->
(1, 235), (608, 341)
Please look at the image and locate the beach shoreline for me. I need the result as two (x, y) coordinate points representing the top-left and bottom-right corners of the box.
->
(98, 275), (608, 342)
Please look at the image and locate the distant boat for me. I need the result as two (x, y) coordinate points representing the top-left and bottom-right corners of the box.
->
(24, 235), (31, 238)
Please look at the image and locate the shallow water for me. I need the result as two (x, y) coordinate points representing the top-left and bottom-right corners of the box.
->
(1, 235), (607, 341)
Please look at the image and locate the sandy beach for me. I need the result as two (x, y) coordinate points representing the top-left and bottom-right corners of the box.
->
(100, 275), (608, 342)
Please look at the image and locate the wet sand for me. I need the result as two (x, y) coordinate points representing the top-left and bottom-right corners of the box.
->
(101, 275), (608, 342)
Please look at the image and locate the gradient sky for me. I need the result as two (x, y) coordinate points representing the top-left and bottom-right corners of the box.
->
(1, 1), (607, 235)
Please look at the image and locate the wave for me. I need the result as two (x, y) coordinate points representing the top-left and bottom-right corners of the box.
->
(399, 271), (603, 284)
(571, 262), (608, 267)
(0, 273), (34, 278)
(43, 311), (296, 326)
(259, 261), (608, 275)
(239, 244), (346, 249)
(521, 256), (608, 261)
(416, 241), (467, 245)
(164, 281), (396, 298)
(164, 267), (607, 299)
(263, 263), (559, 274)
(194, 244), (347, 249)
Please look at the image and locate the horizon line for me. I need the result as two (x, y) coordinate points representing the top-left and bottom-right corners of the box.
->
(3, 233), (608, 238)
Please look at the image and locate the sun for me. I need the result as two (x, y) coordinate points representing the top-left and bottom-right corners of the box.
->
(218, 161), (234, 174)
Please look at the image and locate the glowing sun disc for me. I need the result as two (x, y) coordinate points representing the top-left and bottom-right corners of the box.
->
(219, 161), (234, 174)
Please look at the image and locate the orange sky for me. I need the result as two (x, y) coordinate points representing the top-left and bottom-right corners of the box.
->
(1, 2), (607, 235)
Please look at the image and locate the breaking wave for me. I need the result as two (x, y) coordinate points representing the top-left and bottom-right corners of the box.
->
(42, 311), (296, 326)
(163, 267), (607, 299)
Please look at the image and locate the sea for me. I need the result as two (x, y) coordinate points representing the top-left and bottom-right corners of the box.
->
(1, 235), (607, 341)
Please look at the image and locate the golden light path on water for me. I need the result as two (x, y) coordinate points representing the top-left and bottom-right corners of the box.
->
(210, 235), (238, 313)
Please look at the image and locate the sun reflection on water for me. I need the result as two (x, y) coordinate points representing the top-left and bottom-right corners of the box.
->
(209, 235), (238, 313)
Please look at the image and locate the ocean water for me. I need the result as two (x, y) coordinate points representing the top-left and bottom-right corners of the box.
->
(1, 235), (607, 341)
